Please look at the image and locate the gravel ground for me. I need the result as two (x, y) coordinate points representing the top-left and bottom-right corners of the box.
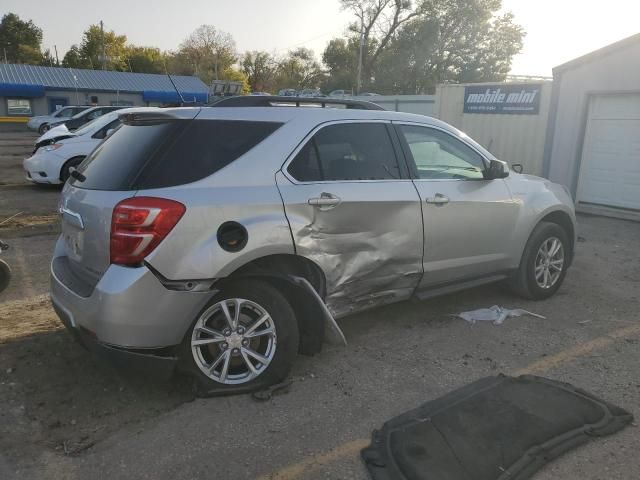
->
(0, 130), (639, 480)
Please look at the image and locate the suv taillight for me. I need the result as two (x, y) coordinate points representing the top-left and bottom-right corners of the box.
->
(110, 197), (185, 266)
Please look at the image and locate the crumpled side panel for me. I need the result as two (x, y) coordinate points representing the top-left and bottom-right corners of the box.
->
(276, 172), (424, 319)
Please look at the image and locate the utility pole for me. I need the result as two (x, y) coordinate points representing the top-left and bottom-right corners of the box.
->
(100, 20), (106, 70)
(54, 45), (60, 66)
(356, 17), (364, 96)
(3, 48), (7, 64)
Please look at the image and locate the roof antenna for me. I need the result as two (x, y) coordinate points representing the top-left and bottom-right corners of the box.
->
(164, 61), (186, 104)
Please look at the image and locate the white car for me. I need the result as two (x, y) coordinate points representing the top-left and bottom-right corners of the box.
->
(26, 106), (90, 134)
(24, 107), (158, 185)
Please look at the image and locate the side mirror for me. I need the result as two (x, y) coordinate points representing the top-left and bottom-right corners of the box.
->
(486, 159), (509, 180)
(105, 128), (115, 138)
(512, 163), (523, 174)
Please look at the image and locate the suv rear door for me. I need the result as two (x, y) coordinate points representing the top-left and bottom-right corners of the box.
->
(394, 122), (520, 287)
(276, 120), (423, 318)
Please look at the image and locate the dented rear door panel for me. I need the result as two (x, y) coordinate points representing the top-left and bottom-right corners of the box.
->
(276, 171), (423, 318)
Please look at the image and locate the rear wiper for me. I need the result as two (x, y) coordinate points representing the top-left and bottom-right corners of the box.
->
(69, 167), (86, 182)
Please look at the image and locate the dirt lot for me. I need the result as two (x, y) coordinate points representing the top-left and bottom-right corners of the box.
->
(0, 129), (639, 480)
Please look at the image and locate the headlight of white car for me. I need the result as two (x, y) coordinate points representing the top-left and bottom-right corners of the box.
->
(44, 143), (63, 152)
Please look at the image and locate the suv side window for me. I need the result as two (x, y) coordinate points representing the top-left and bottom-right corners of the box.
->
(288, 123), (401, 182)
(399, 125), (486, 180)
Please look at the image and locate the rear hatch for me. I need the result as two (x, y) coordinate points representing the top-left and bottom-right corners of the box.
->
(59, 108), (283, 285)
(59, 109), (200, 284)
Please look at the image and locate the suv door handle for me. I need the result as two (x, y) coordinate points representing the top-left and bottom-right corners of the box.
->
(425, 194), (449, 206)
(308, 193), (341, 209)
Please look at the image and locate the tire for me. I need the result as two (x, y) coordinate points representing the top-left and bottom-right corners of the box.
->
(60, 156), (85, 183)
(180, 279), (299, 394)
(38, 123), (50, 134)
(0, 260), (11, 294)
(509, 221), (570, 300)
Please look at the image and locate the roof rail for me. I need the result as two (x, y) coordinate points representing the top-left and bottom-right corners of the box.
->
(209, 95), (384, 111)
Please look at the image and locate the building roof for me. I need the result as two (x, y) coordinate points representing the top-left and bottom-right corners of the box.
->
(0, 63), (208, 95)
(553, 32), (640, 74)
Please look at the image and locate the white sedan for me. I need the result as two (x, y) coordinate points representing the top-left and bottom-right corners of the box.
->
(23, 107), (157, 185)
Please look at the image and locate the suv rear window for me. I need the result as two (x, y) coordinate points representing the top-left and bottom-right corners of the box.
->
(73, 119), (282, 190)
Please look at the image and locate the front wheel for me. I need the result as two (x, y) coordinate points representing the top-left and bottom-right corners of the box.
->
(60, 156), (85, 183)
(38, 123), (50, 134)
(0, 259), (11, 294)
(509, 222), (570, 300)
(181, 280), (299, 393)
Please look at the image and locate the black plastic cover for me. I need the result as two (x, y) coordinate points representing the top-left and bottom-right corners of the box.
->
(362, 375), (633, 480)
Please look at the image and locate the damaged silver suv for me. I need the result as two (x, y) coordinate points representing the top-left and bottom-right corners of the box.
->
(51, 97), (576, 393)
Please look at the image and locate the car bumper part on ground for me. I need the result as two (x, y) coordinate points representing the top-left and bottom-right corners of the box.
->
(50, 236), (211, 351)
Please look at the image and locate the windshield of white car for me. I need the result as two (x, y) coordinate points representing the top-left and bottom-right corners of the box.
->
(73, 115), (113, 136)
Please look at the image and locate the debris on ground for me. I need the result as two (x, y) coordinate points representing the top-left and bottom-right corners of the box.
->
(454, 305), (545, 325)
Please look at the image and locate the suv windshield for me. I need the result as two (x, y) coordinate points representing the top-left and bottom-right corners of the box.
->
(72, 119), (282, 190)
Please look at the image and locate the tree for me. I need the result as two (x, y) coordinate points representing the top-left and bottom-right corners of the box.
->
(62, 45), (89, 68)
(77, 24), (128, 71)
(275, 48), (324, 91)
(0, 13), (44, 64)
(340, 0), (423, 90)
(241, 51), (278, 93)
(374, 0), (524, 93)
(178, 25), (236, 83)
(125, 46), (167, 74)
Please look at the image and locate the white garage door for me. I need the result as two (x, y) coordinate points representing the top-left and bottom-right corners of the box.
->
(577, 94), (640, 210)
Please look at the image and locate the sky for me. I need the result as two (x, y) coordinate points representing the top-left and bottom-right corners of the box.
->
(2, 0), (640, 76)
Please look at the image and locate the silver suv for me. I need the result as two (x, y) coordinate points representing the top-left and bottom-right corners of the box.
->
(50, 97), (576, 393)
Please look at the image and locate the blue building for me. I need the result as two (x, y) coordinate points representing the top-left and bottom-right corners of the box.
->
(0, 64), (209, 120)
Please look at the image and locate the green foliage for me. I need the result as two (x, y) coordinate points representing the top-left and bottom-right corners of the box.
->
(241, 51), (277, 93)
(333, 0), (525, 94)
(274, 48), (324, 91)
(220, 68), (251, 94)
(77, 24), (128, 71)
(125, 46), (167, 74)
(177, 25), (237, 83)
(0, 13), (44, 64)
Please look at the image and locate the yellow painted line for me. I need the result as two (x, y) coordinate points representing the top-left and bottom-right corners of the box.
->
(257, 323), (640, 480)
(515, 323), (640, 375)
(0, 116), (29, 123)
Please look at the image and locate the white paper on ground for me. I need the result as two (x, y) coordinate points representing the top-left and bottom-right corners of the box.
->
(454, 305), (546, 325)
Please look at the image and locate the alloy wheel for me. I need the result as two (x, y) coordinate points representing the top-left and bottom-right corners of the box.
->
(534, 237), (565, 289)
(191, 298), (277, 385)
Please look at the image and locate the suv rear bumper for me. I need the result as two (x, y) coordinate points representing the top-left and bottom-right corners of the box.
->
(50, 237), (211, 350)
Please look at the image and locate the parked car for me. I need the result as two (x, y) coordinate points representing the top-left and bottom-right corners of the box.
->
(24, 107), (157, 184)
(50, 98), (576, 394)
(26, 106), (90, 134)
(328, 89), (351, 97)
(278, 89), (298, 97)
(47, 106), (125, 133)
(298, 89), (326, 97)
(250, 92), (272, 96)
(358, 92), (380, 96)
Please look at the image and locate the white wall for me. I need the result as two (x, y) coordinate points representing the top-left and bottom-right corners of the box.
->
(545, 37), (640, 194)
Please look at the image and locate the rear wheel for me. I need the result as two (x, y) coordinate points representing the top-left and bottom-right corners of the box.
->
(509, 222), (570, 300)
(181, 280), (299, 393)
(60, 156), (85, 183)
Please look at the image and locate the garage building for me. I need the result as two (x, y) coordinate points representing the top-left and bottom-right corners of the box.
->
(0, 64), (209, 120)
(544, 33), (640, 216)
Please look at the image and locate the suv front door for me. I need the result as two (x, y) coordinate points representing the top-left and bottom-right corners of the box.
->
(395, 123), (520, 288)
(276, 121), (423, 318)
